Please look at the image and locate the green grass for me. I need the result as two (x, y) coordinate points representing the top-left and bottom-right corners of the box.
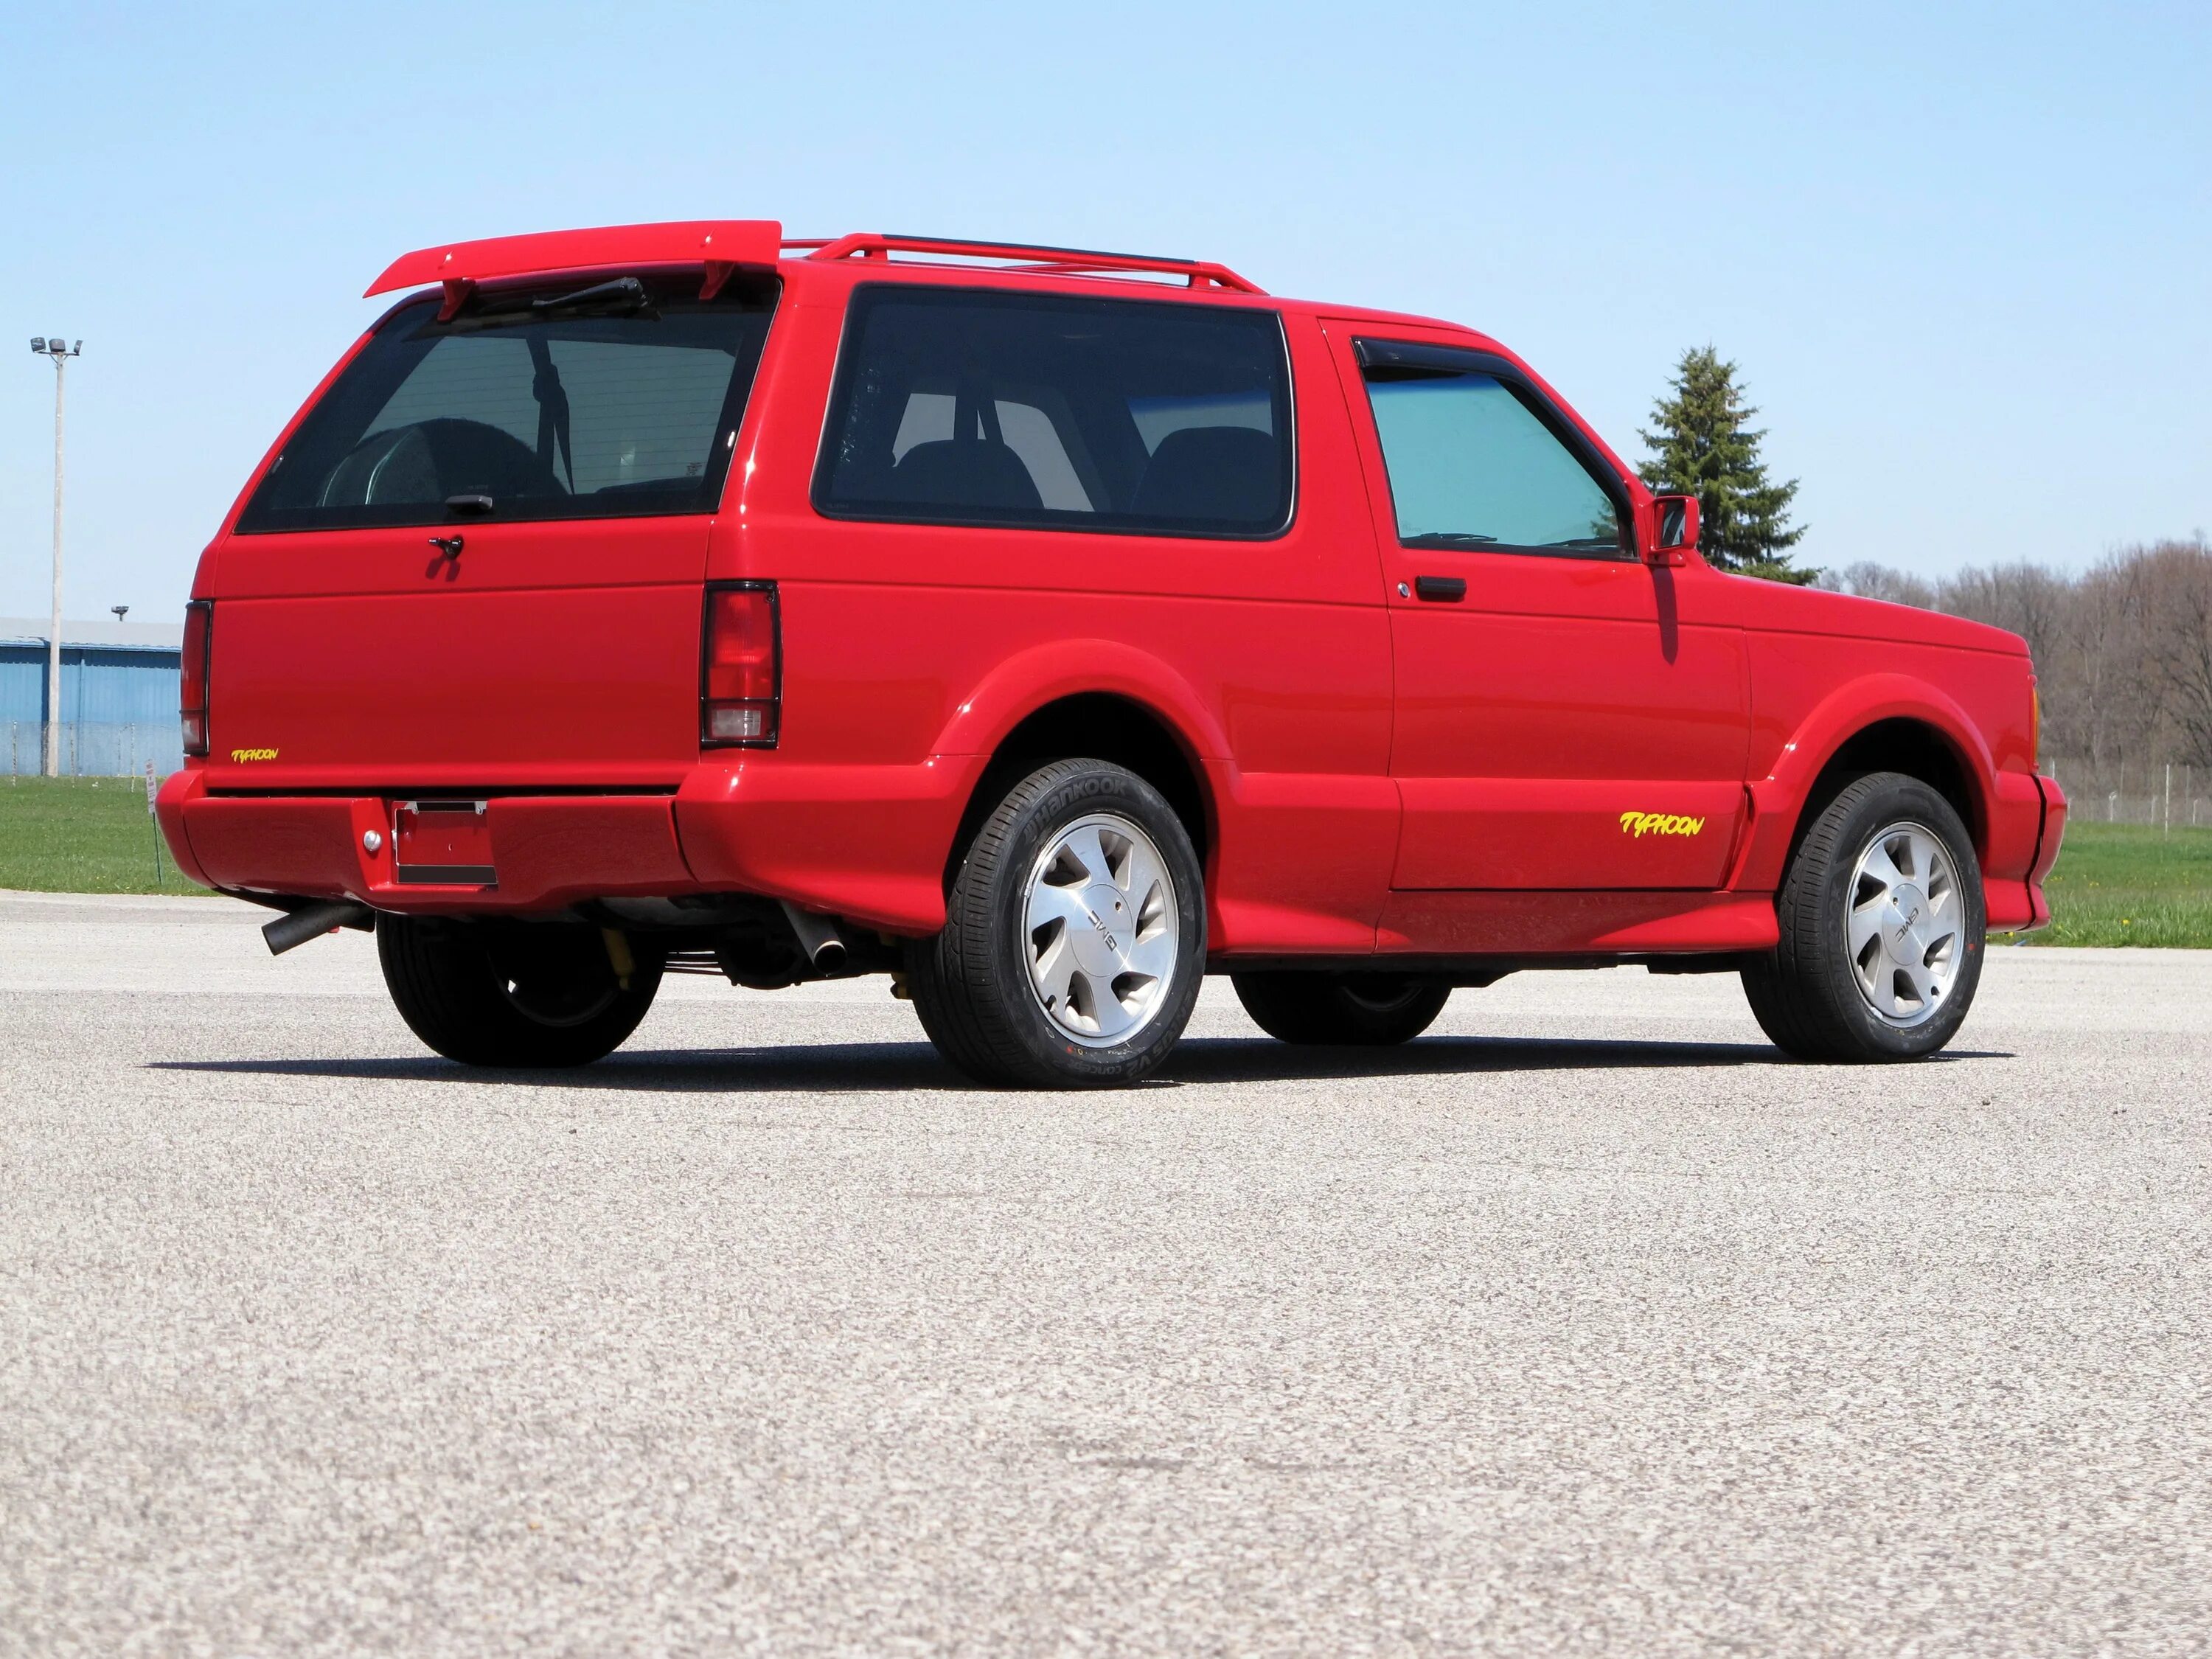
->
(0, 776), (210, 896)
(4, 774), (2208, 944)
(2018, 818), (2212, 948)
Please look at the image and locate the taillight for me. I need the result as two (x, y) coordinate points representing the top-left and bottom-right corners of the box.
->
(180, 599), (212, 757)
(700, 583), (778, 747)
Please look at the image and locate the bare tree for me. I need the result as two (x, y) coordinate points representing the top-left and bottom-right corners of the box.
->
(2143, 539), (2212, 768)
(1812, 540), (2208, 772)
(1822, 562), (1938, 608)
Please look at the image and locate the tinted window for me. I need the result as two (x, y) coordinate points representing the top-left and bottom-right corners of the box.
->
(236, 277), (776, 533)
(815, 286), (1293, 538)
(1360, 349), (1623, 557)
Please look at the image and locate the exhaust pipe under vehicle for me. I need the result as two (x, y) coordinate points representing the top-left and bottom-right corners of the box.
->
(262, 899), (375, 956)
(779, 902), (847, 972)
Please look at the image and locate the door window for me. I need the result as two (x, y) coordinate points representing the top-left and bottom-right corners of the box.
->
(815, 285), (1293, 538)
(1359, 344), (1624, 557)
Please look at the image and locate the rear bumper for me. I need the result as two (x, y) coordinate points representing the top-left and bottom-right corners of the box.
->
(164, 779), (697, 915)
(156, 758), (980, 931)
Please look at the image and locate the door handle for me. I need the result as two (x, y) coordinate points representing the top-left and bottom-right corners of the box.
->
(1413, 575), (1467, 602)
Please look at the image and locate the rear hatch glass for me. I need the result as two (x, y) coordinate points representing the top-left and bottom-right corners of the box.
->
(238, 274), (771, 531)
(207, 275), (775, 790)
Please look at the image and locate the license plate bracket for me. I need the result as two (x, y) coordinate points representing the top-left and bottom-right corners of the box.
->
(393, 799), (496, 886)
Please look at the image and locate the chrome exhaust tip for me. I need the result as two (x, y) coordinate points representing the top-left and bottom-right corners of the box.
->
(779, 902), (848, 972)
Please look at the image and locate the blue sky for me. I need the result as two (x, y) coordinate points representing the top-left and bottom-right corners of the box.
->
(2, 0), (2206, 623)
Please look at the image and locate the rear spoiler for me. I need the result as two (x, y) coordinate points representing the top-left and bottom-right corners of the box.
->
(364, 219), (784, 310)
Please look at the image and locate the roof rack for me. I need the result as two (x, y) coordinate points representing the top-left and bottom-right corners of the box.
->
(787, 232), (1264, 294)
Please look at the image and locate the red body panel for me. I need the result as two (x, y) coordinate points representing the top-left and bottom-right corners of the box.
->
(163, 223), (2061, 959)
(1320, 319), (1752, 892)
(206, 516), (709, 789)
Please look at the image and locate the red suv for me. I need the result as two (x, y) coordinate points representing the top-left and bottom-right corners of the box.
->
(159, 220), (2067, 1085)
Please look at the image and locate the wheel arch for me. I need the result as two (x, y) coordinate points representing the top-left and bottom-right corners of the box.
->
(1741, 676), (1998, 891)
(1805, 717), (1983, 849)
(930, 641), (1228, 891)
(942, 691), (1217, 891)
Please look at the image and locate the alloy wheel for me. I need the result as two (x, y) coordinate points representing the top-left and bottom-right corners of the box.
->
(1021, 812), (1180, 1046)
(1846, 820), (1962, 1028)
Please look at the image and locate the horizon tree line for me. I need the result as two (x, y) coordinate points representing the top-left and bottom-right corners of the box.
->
(1639, 349), (2208, 778)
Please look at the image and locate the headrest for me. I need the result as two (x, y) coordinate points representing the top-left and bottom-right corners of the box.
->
(890, 440), (1043, 512)
(1132, 425), (1282, 525)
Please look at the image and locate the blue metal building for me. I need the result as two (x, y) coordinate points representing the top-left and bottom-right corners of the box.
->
(1, 616), (184, 776)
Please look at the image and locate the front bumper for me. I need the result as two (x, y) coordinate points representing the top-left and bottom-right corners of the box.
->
(2022, 772), (2067, 931)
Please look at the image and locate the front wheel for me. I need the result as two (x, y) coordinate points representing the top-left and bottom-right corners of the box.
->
(378, 916), (662, 1067)
(907, 759), (1206, 1088)
(1232, 971), (1452, 1046)
(1742, 771), (1985, 1062)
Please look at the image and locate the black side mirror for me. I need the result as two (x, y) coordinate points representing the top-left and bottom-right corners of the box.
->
(1648, 493), (1700, 566)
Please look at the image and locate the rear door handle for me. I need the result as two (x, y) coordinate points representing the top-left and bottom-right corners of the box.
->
(1413, 575), (1467, 602)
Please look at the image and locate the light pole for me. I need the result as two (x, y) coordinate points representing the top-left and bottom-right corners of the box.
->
(29, 337), (81, 778)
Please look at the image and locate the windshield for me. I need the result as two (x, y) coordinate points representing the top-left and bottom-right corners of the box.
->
(235, 275), (776, 533)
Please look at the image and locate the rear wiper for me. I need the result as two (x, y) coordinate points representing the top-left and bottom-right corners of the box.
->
(530, 276), (653, 316)
(1404, 532), (1498, 546)
(445, 276), (658, 331)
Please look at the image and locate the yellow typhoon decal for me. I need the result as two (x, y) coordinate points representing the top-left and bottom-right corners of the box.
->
(229, 748), (279, 762)
(1620, 810), (1705, 838)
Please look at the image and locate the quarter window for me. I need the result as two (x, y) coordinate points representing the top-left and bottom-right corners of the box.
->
(815, 286), (1293, 538)
(1359, 346), (1624, 557)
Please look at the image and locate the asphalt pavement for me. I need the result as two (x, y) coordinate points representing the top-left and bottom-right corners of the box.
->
(3, 890), (2208, 1656)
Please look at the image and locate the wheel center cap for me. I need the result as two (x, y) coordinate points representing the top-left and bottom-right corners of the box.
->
(1887, 883), (1928, 957)
(1068, 883), (1129, 976)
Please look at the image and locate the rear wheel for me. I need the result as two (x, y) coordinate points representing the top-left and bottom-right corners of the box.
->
(1742, 772), (1984, 1062)
(907, 759), (1205, 1088)
(1232, 971), (1452, 1046)
(378, 916), (662, 1067)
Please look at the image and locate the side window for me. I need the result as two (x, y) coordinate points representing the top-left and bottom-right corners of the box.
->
(815, 286), (1293, 538)
(1358, 344), (1624, 558)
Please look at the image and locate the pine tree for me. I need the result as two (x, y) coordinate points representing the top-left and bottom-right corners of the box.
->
(1638, 347), (1813, 583)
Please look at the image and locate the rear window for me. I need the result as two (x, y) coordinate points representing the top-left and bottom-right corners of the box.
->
(235, 275), (776, 533)
(813, 285), (1293, 539)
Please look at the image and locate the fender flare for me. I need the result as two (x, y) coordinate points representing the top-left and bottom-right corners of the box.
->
(1738, 673), (1997, 890)
(928, 639), (1231, 764)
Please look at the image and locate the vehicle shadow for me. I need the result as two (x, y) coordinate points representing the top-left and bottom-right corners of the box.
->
(148, 1034), (2013, 1094)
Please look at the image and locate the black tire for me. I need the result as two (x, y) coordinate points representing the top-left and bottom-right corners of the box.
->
(1231, 971), (1452, 1046)
(907, 759), (1206, 1088)
(1742, 771), (1986, 1062)
(377, 916), (662, 1067)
